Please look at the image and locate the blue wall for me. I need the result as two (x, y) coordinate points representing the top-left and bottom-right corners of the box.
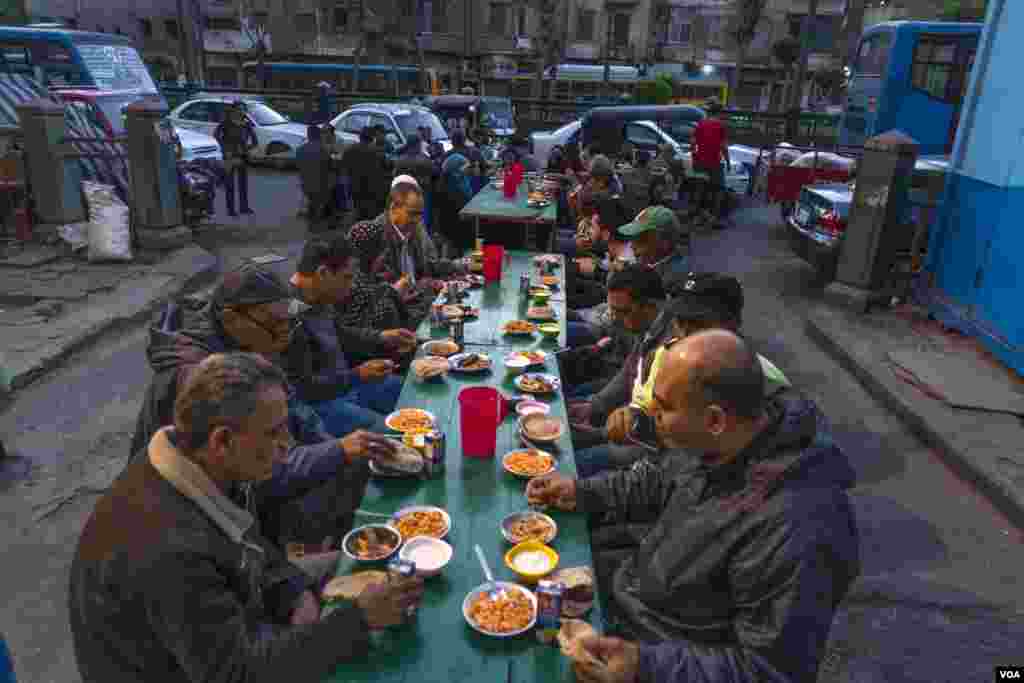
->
(929, 0), (1024, 376)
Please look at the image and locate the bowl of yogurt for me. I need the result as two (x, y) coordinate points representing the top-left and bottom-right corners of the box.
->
(504, 539), (559, 583)
(398, 536), (453, 578)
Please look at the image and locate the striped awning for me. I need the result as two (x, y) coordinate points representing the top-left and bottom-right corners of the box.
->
(0, 73), (56, 127)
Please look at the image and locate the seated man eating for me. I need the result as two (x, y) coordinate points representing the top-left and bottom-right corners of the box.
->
(528, 330), (859, 683)
(130, 263), (401, 547)
(71, 353), (425, 683)
(349, 181), (468, 327)
(288, 235), (416, 435)
(574, 272), (791, 477)
(560, 264), (665, 402)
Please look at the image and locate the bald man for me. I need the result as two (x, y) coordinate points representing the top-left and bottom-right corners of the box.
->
(528, 331), (859, 683)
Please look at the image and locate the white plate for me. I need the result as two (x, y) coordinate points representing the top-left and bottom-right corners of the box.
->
(505, 350), (548, 366)
(514, 373), (561, 394)
(448, 352), (492, 373)
(462, 582), (538, 638)
(384, 408), (437, 433)
(422, 340), (460, 357)
(502, 449), (557, 479)
(390, 505), (452, 540)
(500, 511), (558, 545)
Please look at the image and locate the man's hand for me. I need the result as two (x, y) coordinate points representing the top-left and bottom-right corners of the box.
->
(606, 406), (637, 445)
(526, 472), (577, 510)
(567, 401), (593, 426)
(573, 637), (640, 683)
(576, 235), (594, 252)
(392, 275), (413, 298)
(355, 576), (425, 630)
(575, 257), (596, 276)
(380, 329), (417, 354)
(340, 430), (398, 462)
(290, 590), (320, 626)
(356, 359), (396, 382)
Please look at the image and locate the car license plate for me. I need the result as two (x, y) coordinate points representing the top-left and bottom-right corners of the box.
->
(795, 207), (811, 226)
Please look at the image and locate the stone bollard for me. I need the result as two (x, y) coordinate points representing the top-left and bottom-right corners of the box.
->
(125, 101), (191, 249)
(16, 98), (87, 225)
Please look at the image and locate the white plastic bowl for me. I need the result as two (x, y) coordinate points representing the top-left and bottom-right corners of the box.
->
(516, 400), (551, 417)
(398, 536), (453, 578)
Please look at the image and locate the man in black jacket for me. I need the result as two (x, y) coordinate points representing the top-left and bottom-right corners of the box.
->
(287, 236), (414, 435)
(342, 126), (390, 221)
(296, 123), (333, 232)
(71, 353), (425, 683)
(528, 330), (859, 683)
(214, 100), (258, 217)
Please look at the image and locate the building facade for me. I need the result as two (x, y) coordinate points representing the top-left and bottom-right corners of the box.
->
(20, 0), (856, 107)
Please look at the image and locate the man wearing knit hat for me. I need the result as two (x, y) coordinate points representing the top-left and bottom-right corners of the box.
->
(130, 262), (398, 546)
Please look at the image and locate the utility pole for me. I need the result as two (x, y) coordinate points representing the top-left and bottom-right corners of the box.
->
(791, 0), (819, 112)
(176, 0), (195, 84)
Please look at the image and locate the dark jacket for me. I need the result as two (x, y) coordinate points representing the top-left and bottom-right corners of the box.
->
(341, 142), (389, 211)
(70, 429), (370, 683)
(579, 395), (860, 683)
(128, 299), (357, 540)
(285, 296), (385, 404)
(296, 139), (332, 206)
(214, 118), (258, 161)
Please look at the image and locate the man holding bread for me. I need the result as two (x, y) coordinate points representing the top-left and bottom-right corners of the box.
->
(527, 330), (859, 683)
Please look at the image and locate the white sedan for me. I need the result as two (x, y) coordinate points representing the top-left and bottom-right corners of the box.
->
(530, 119), (687, 170)
(168, 98), (309, 167)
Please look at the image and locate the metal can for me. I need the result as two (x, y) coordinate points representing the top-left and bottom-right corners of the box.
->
(450, 318), (465, 345)
(520, 273), (530, 294)
(388, 558), (417, 580)
(535, 580), (565, 644)
(425, 430), (446, 477)
(431, 302), (445, 327)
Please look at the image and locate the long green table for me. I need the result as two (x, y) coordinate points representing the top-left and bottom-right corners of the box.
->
(326, 251), (602, 683)
(460, 184), (559, 252)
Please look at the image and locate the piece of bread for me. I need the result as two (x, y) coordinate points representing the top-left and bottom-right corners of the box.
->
(322, 571), (388, 601)
(558, 619), (601, 665)
(374, 440), (424, 473)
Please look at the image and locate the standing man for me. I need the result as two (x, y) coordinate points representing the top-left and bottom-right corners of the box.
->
(296, 123), (332, 233)
(215, 100), (259, 217)
(690, 98), (730, 224)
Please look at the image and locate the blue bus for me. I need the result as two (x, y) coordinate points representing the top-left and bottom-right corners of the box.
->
(839, 21), (982, 155)
(242, 61), (434, 96)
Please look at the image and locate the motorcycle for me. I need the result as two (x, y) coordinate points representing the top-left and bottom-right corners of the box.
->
(177, 159), (220, 226)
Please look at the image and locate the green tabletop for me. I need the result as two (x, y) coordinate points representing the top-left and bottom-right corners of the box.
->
(417, 253), (567, 346)
(325, 252), (601, 683)
(460, 184), (558, 224)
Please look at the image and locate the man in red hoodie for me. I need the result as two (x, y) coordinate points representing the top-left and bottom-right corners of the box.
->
(691, 98), (730, 224)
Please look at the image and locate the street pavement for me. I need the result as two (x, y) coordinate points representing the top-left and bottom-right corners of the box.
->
(0, 175), (1022, 682)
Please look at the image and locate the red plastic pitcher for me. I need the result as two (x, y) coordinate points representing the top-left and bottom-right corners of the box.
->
(458, 387), (510, 458)
(503, 161), (524, 199)
(483, 244), (505, 282)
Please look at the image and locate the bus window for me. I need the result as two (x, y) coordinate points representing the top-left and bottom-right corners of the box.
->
(0, 43), (32, 72)
(855, 31), (893, 75)
(911, 36), (958, 102)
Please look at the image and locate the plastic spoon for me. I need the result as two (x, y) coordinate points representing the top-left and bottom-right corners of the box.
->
(474, 544), (507, 600)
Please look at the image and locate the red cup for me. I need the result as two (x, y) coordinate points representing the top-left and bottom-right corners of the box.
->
(483, 244), (505, 282)
(458, 387), (509, 458)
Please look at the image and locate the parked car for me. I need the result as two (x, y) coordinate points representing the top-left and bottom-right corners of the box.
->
(168, 97), (307, 167)
(787, 155), (950, 281)
(57, 90), (222, 161)
(530, 118), (686, 170)
(331, 103), (451, 157)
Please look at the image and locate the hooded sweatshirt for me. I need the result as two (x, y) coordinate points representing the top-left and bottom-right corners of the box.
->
(578, 395), (859, 683)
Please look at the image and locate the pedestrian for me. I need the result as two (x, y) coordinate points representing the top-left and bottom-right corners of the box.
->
(341, 127), (390, 221)
(0, 633), (14, 683)
(214, 100), (258, 217)
(296, 123), (332, 233)
(691, 97), (731, 224)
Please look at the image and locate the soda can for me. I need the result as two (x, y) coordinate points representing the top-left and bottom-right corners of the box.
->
(425, 430), (446, 477)
(535, 580), (565, 644)
(520, 273), (530, 294)
(430, 303), (445, 327)
(388, 558), (417, 580)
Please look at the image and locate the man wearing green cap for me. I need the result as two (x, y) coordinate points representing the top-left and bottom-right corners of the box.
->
(616, 205), (691, 289)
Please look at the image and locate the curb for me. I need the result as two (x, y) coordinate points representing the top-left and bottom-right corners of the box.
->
(6, 245), (219, 394)
(805, 310), (1024, 531)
